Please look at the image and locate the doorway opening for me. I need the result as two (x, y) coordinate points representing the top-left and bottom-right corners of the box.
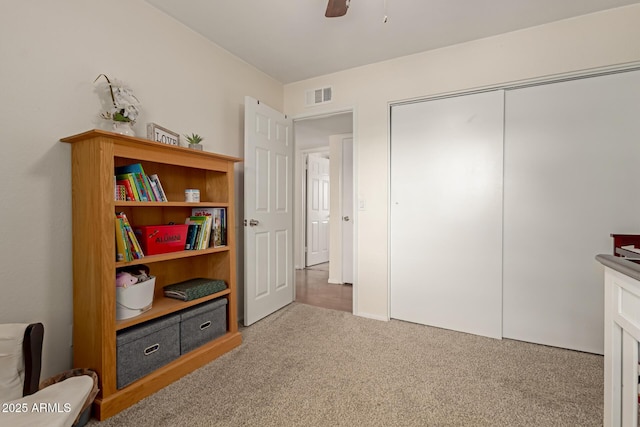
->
(293, 111), (354, 313)
(295, 262), (352, 312)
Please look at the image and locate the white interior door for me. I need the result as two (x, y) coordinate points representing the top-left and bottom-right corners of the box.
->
(306, 154), (330, 266)
(342, 137), (354, 284)
(244, 96), (293, 326)
(390, 90), (504, 339)
(503, 70), (640, 354)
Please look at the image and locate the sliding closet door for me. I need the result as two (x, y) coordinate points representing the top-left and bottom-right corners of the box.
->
(503, 70), (640, 354)
(390, 90), (504, 339)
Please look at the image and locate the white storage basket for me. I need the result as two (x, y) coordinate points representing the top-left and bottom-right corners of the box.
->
(116, 277), (156, 320)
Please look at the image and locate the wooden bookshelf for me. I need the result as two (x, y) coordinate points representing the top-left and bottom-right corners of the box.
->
(61, 129), (242, 420)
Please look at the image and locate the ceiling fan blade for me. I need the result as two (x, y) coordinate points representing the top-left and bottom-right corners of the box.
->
(325, 0), (349, 18)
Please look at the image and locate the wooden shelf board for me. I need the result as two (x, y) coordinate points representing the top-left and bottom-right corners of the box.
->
(116, 289), (231, 330)
(115, 246), (230, 267)
(61, 129), (242, 164)
(115, 201), (230, 208)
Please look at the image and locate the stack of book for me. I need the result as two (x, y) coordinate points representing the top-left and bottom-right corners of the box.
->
(115, 212), (145, 261)
(184, 215), (212, 250)
(115, 163), (168, 202)
(186, 208), (227, 250)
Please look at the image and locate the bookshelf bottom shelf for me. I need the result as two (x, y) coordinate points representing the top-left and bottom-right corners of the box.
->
(94, 331), (242, 420)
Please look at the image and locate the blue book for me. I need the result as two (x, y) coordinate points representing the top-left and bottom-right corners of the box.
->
(115, 163), (155, 201)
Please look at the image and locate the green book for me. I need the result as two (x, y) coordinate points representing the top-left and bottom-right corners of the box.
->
(163, 278), (227, 301)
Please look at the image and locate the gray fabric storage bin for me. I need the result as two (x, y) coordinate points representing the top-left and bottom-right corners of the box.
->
(180, 298), (227, 354)
(116, 313), (180, 389)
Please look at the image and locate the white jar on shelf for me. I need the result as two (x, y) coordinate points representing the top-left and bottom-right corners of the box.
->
(185, 189), (200, 203)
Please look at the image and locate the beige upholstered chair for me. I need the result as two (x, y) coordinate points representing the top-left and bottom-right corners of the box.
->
(0, 323), (98, 427)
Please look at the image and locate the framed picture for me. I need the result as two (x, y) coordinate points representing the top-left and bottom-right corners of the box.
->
(147, 122), (179, 146)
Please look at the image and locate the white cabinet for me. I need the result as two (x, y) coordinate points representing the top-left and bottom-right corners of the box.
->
(597, 255), (640, 426)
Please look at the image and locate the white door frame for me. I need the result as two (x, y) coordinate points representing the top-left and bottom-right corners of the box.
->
(292, 107), (358, 314)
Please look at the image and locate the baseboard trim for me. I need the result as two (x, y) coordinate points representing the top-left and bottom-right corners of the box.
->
(356, 312), (389, 322)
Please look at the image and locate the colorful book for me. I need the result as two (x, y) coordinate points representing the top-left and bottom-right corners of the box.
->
(121, 217), (135, 261)
(214, 208), (227, 247)
(201, 216), (212, 249)
(116, 174), (140, 201)
(142, 173), (157, 201)
(115, 185), (126, 201)
(115, 216), (130, 261)
(191, 208), (226, 247)
(148, 174), (168, 202)
(148, 178), (162, 202)
(115, 163), (156, 202)
(184, 224), (199, 250)
(184, 218), (201, 249)
(116, 178), (136, 201)
(185, 216), (208, 249)
(115, 163), (146, 177)
(132, 173), (150, 201)
(117, 212), (144, 258)
(191, 208), (215, 217)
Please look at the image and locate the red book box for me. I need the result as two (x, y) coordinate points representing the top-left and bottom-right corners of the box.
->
(134, 224), (189, 255)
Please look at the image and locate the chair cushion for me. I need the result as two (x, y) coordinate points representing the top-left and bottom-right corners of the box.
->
(0, 375), (94, 427)
(0, 323), (28, 401)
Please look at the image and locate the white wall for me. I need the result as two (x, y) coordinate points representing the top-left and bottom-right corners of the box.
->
(284, 5), (640, 320)
(0, 0), (282, 378)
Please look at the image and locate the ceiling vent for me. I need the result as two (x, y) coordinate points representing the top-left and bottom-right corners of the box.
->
(305, 86), (332, 106)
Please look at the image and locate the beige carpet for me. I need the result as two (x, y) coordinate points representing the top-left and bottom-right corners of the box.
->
(89, 303), (603, 426)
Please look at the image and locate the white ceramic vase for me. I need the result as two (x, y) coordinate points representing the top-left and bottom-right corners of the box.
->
(112, 121), (135, 137)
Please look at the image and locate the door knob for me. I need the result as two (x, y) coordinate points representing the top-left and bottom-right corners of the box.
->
(343, 216), (350, 222)
(249, 219), (259, 227)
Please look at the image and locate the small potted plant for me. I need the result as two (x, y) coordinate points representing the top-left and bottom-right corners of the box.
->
(184, 133), (204, 150)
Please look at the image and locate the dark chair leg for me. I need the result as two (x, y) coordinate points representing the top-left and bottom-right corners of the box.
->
(22, 323), (44, 396)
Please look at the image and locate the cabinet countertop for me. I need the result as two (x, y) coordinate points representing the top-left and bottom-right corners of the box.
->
(596, 253), (640, 282)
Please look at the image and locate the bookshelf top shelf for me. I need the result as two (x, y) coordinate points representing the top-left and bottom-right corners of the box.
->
(61, 129), (242, 165)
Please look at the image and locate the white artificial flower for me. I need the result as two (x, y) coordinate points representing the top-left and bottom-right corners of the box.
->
(94, 74), (141, 123)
